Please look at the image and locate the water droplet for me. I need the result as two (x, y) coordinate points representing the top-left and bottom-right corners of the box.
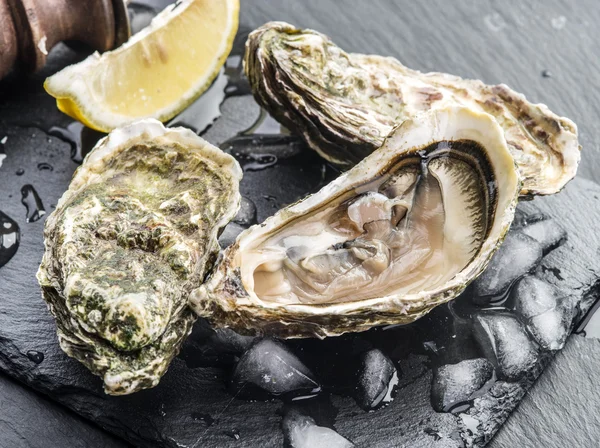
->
(37, 162), (54, 172)
(48, 122), (82, 160)
(15, 168), (24, 176)
(0, 137), (6, 169)
(26, 350), (44, 364)
(237, 153), (278, 172)
(0, 211), (20, 268)
(48, 122), (104, 164)
(159, 403), (167, 417)
(223, 429), (240, 440)
(21, 184), (46, 223)
(541, 69), (552, 78)
(191, 413), (214, 427)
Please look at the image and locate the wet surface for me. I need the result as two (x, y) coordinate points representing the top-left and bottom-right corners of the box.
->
(574, 296), (600, 339)
(48, 122), (106, 164)
(168, 30), (253, 134)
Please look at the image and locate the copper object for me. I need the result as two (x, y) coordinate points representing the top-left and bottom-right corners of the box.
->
(0, 0), (130, 79)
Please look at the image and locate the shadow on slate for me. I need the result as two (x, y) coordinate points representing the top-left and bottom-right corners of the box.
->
(1, 2), (600, 448)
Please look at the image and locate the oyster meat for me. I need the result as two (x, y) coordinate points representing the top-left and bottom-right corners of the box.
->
(37, 120), (242, 394)
(191, 107), (520, 338)
(245, 21), (580, 196)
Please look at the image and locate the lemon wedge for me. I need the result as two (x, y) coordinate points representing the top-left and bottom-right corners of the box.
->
(44, 0), (239, 132)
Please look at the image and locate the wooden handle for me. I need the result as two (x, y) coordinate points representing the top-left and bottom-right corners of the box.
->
(0, 0), (130, 79)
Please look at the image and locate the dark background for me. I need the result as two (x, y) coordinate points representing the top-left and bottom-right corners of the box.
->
(1, 1), (599, 447)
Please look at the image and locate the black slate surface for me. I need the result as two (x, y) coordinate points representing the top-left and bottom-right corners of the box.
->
(3, 163), (599, 448)
(491, 334), (600, 448)
(0, 372), (130, 448)
(1, 0), (599, 447)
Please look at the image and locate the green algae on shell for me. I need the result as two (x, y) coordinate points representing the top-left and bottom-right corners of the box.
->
(244, 21), (580, 196)
(37, 119), (242, 395)
(190, 107), (521, 338)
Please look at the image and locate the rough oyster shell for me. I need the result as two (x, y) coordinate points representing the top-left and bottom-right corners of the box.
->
(190, 107), (520, 338)
(245, 21), (580, 196)
(37, 119), (241, 394)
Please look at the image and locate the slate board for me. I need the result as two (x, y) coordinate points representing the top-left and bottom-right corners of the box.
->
(490, 334), (600, 448)
(0, 372), (130, 448)
(1, 0), (599, 447)
(2, 131), (600, 448)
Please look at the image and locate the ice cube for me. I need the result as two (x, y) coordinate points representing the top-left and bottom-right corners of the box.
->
(355, 349), (397, 410)
(178, 321), (255, 368)
(528, 303), (573, 351)
(209, 328), (255, 354)
(233, 196), (258, 227)
(218, 222), (247, 248)
(473, 313), (538, 381)
(511, 275), (558, 319)
(460, 413), (481, 435)
(282, 409), (354, 448)
(471, 232), (543, 302)
(230, 339), (320, 397)
(520, 218), (566, 254)
(430, 358), (494, 412)
(510, 275), (573, 350)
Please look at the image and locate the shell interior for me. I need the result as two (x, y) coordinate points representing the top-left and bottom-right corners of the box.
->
(192, 107), (521, 338)
(244, 140), (496, 305)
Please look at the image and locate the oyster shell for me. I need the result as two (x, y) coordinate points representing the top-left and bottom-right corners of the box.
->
(191, 107), (520, 338)
(245, 21), (580, 196)
(37, 119), (242, 394)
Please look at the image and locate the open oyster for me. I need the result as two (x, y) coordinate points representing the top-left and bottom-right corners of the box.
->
(37, 120), (242, 394)
(191, 107), (520, 338)
(245, 22), (580, 196)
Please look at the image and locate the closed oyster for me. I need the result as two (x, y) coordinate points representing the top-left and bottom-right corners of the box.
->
(37, 120), (241, 394)
(245, 21), (580, 196)
(191, 107), (520, 338)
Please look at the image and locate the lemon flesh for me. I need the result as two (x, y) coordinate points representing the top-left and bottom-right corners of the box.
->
(44, 0), (239, 132)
